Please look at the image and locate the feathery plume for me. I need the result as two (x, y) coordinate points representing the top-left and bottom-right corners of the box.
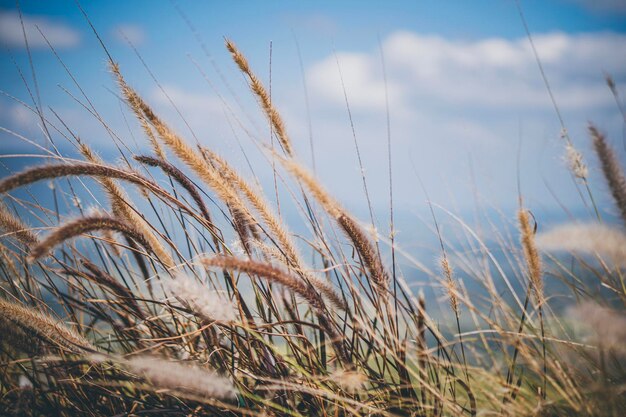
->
(202, 255), (325, 312)
(564, 142), (588, 180)
(109, 63), (166, 159)
(337, 214), (389, 295)
(589, 124), (626, 225)
(134, 155), (213, 223)
(199, 147), (305, 273)
(298, 271), (347, 311)
(518, 208), (543, 303)
(111, 65), (259, 241)
(225, 39), (293, 157)
(0, 162), (223, 267)
(117, 69), (330, 312)
(280, 158), (389, 297)
(0, 298), (94, 354)
(79, 143), (174, 268)
(280, 158), (342, 217)
(29, 215), (155, 261)
(331, 368), (368, 393)
(201, 147), (347, 309)
(0, 202), (38, 246)
(536, 223), (626, 268)
(0, 163), (152, 195)
(166, 274), (237, 323)
(440, 256), (459, 314)
(569, 301), (626, 356)
(416, 291), (427, 374)
(126, 356), (237, 399)
(203, 255), (350, 363)
(0, 163), (202, 220)
(250, 239), (347, 310)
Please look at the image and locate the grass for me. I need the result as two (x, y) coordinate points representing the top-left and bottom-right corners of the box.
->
(1, 12), (625, 417)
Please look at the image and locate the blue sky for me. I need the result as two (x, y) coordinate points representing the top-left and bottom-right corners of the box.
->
(1, 0), (625, 233)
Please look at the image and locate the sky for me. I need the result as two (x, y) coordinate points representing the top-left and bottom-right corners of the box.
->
(1, 0), (625, 238)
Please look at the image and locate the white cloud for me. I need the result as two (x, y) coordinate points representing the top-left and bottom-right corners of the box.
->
(112, 24), (146, 46)
(150, 85), (236, 145)
(293, 31), (626, 210)
(308, 52), (402, 112)
(0, 99), (40, 132)
(308, 31), (626, 112)
(9, 104), (38, 129)
(152, 85), (224, 123)
(0, 11), (80, 49)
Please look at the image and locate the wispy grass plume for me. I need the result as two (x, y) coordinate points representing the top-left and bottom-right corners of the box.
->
(589, 124), (626, 226)
(0, 298), (94, 354)
(0, 202), (38, 246)
(518, 208), (543, 302)
(280, 158), (389, 298)
(202, 255), (326, 312)
(125, 356), (237, 399)
(29, 214), (155, 261)
(569, 301), (626, 356)
(536, 222), (626, 268)
(79, 142), (175, 268)
(225, 38), (293, 157)
(166, 273), (237, 323)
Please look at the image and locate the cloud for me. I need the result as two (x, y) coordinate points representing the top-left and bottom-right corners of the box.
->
(0, 11), (80, 49)
(0, 98), (41, 133)
(112, 24), (146, 46)
(307, 52), (402, 112)
(308, 31), (626, 112)
(8, 104), (39, 130)
(293, 31), (626, 210)
(150, 85), (233, 141)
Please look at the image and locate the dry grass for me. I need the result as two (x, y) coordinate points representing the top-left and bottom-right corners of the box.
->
(589, 124), (626, 225)
(0, 202), (38, 247)
(0, 298), (94, 354)
(0, 24), (624, 417)
(225, 39), (294, 157)
(518, 208), (543, 303)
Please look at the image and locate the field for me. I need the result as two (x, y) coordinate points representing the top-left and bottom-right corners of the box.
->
(0, 2), (625, 416)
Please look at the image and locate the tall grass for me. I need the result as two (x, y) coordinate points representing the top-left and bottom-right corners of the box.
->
(1, 20), (625, 417)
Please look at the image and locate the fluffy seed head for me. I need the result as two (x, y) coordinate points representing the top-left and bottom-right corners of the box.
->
(0, 298), (94, 354)
(166, 274), (237, 323)
(569, 301), (626, 356)
(337, 213), (389, 297)
(279, 158), (388, 298)
(202, 255), (326, 312)
(518, 209), (543, 303)
(590, 124), (626, 226)
(0, 202), (38, 247)
(126, 356), (237, 399)
(536, 223), (626, 268)
(565, 142), (588, 180)
(440, 256), (459, 314)
(29, 215), (154, 262)
(332, 368), (367, 393)
(225, 39), (293, 157)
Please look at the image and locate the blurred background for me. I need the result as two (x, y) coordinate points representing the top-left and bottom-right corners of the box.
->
(1, 0), (625, 301)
